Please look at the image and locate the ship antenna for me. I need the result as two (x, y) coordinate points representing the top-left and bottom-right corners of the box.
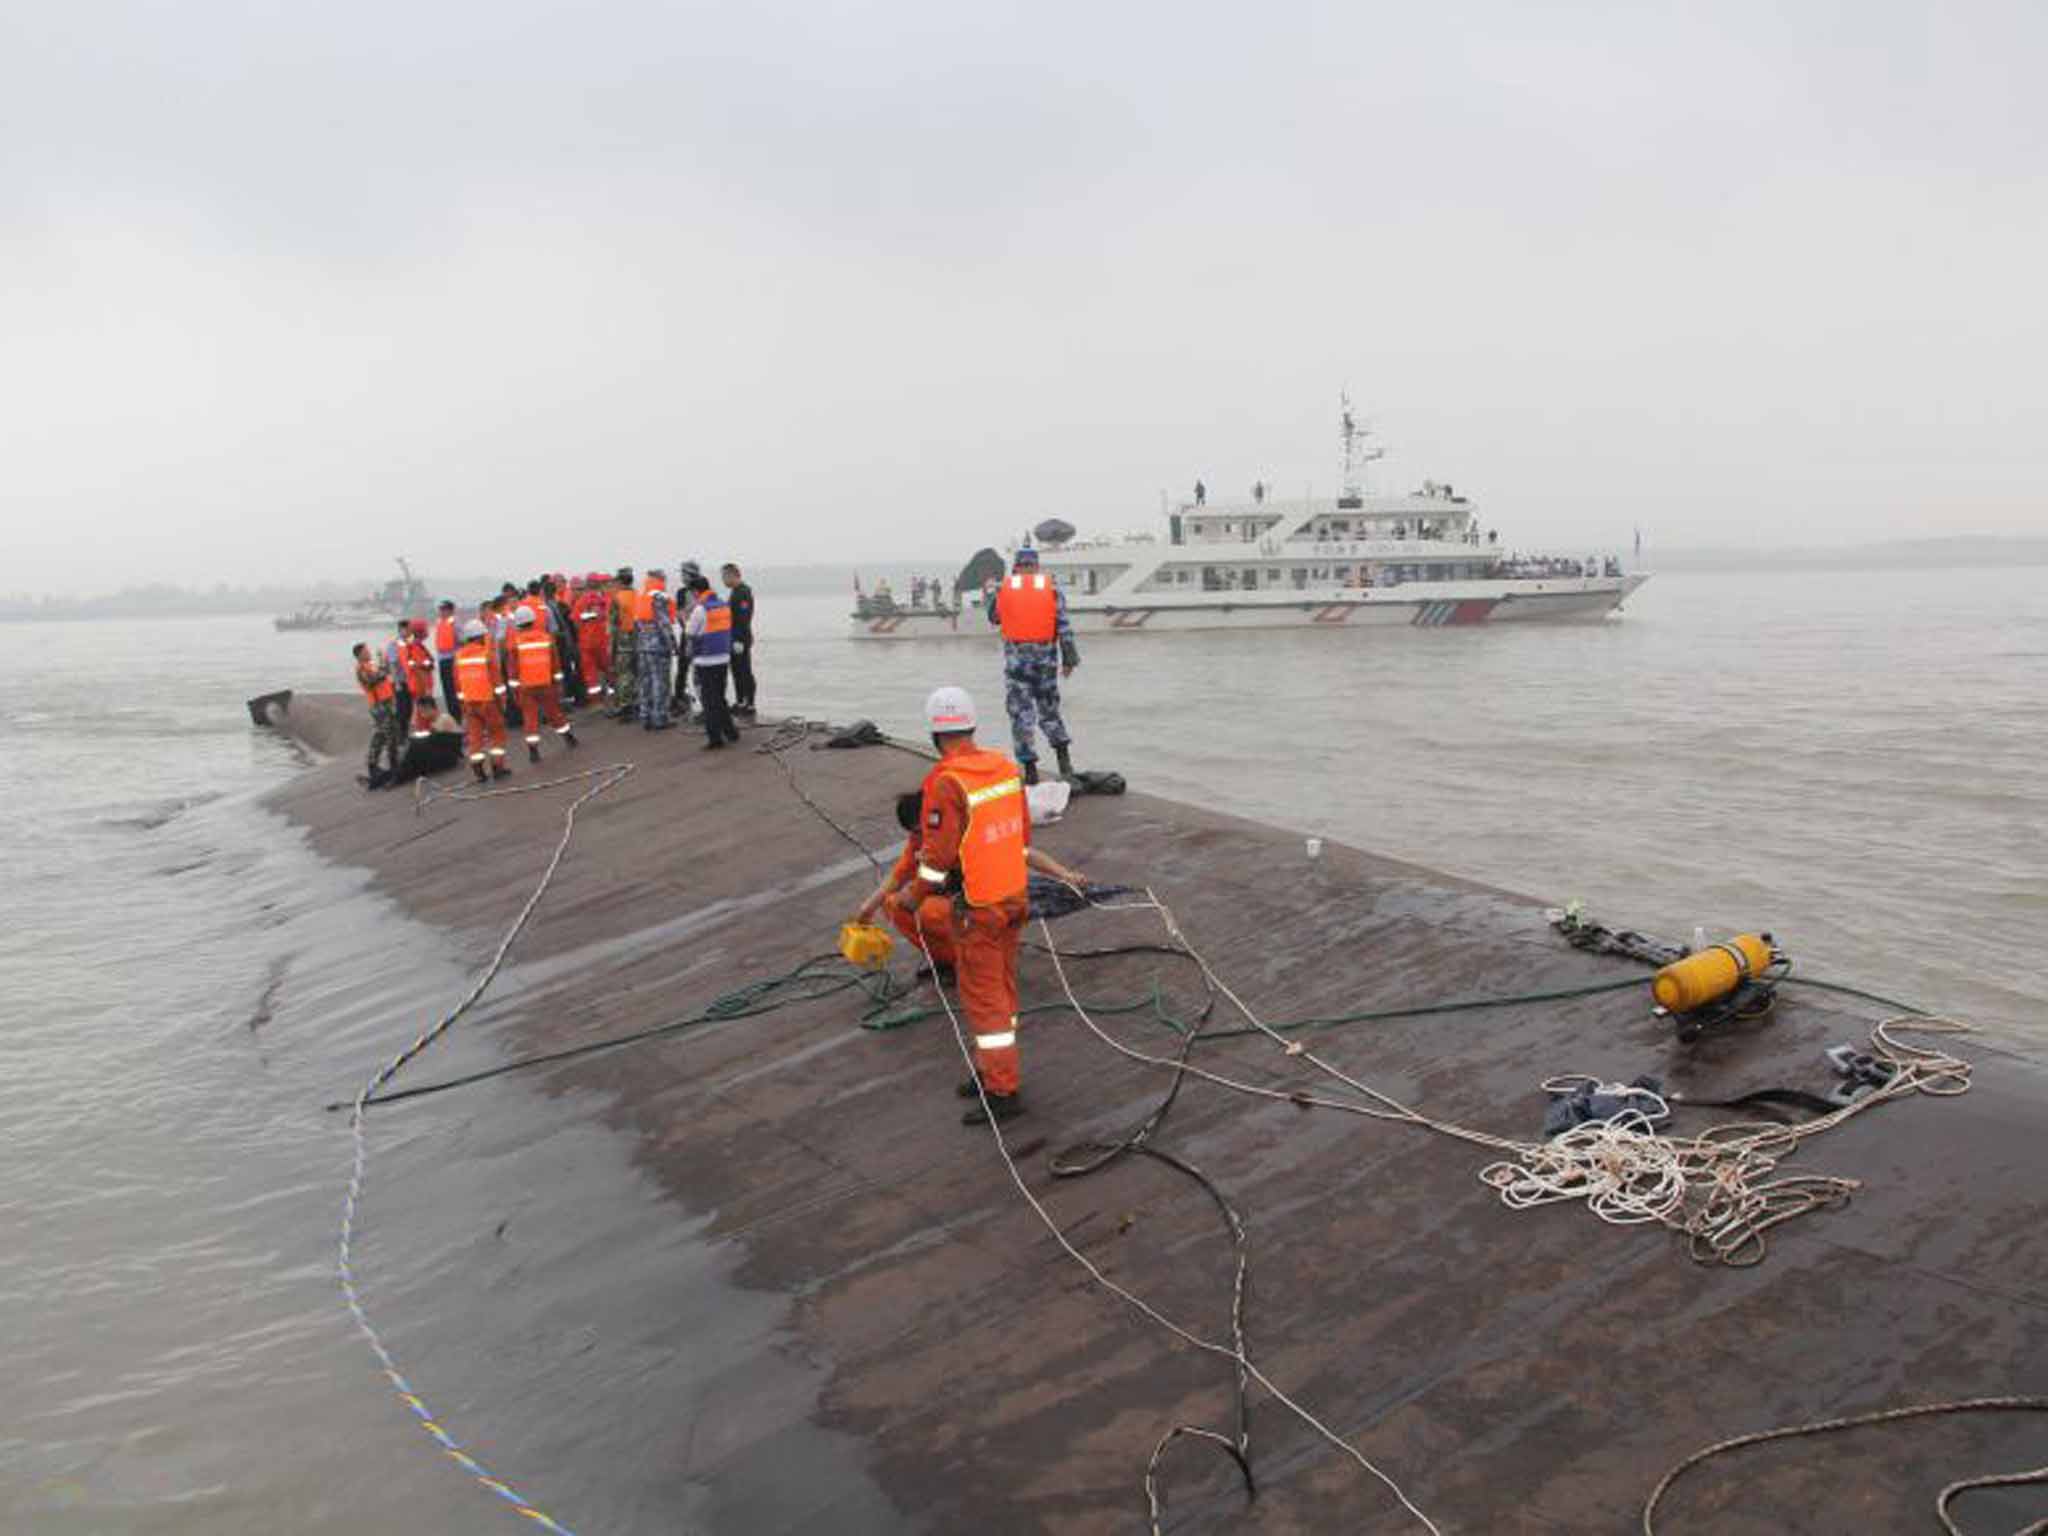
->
(1338, 390), (1384, 500)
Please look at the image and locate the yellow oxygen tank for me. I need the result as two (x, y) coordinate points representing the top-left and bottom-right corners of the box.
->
(1652, 933), (1775, 1014)
(838, 921), (895, 971)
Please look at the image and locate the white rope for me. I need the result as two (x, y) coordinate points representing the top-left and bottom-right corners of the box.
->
(912, 900), (1445, 1535)
(340, 762), (633, 1535)
(1641, 1395), (2048, 1535)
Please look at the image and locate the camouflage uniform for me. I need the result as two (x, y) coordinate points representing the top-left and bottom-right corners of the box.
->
(635, 589), (675, 727)
(609, 595), (638, 716)
(1001, 642), (1071, 765)
(365, 698), (401, 779)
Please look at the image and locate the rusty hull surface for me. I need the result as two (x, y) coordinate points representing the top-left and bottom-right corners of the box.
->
(266, 694), (2048, 1534)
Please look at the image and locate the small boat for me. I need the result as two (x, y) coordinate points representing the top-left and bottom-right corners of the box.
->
(274, 558), (433, 632)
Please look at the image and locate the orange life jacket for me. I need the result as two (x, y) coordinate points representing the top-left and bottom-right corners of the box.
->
(997, 573), (1058, 643)
(511, 628), (559, 686)
(453, 638), (502, 705)
(611, 588), (636, 628)
(930, 748), (1028, 907)
(433, 616), (457, 655)
(357, 660), (394, 707)
(401, 637), (436, 695)
(634, 581), (668, 625)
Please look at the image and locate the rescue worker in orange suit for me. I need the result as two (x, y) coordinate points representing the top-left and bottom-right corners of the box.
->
(432, 599), (463, 723)
(453, 618), (512, 781)
(353, 641), (401, 789)
(985, 546), (1079, 785)
(399, 619), (439, 742)
(508, 605), (579, 762)
(573, 574), (612, 707)
(902, 685), (1035, 1125)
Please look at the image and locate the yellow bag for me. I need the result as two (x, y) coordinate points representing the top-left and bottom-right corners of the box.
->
(838, 921), (895, 971)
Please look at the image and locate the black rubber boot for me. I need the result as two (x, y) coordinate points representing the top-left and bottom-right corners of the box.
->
(527, 743), (541, 764)
(1055, 743), (1074, 779)
(1023, 759), (1040, 787)
(470, 760), (489, 784)
(955, 1075), (983, 1098)
(962, 1091), (1025, 1126)
(491, 761), (511, 779)
(565, 731), (580, 750)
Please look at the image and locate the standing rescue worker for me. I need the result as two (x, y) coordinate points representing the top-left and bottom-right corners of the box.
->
(352, 641), (402, 789)
(400, 619), (439, 741)
(682, 574), (740, 749)
(509, 606), (578, 761)
(607, 565), (638, 718)
(901, 686), (1032, 1125)
(672, 559), (705, 721)
(573, 575), (612, 707)
(722, 562), (757, 716)
(432, 599), (463, 722)
(453, 618), (511, 781)
(383, 619), (415, 744)
(985, 547), (1079, 785)
(546, 575), (584, 704)
(633, 569), (676, 728)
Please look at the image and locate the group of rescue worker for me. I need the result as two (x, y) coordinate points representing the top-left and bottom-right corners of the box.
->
(350, 562), (758, 787)
(349, 544), (1086, 1128)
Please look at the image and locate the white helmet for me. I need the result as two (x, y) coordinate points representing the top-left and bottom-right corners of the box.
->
(924, 685), (976, 734)
(461, 618), (485, 641)
(514, 604), (536, 626)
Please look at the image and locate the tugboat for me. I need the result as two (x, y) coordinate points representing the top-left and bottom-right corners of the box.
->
(274, 558), (433, 632)
(851, 402), (1648, 638)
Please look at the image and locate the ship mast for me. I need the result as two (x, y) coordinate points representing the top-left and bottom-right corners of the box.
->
(1338, 392), (1384, 509)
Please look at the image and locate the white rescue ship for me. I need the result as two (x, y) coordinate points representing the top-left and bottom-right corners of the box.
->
(852, 405), (1647, 638)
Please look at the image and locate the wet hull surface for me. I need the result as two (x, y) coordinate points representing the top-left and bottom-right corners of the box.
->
(266, 692), (2048, 1534)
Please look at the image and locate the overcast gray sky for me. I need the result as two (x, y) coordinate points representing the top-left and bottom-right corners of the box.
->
(4, 0), (2044, 593)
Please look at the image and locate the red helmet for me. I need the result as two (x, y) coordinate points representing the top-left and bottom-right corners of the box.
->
(409, 618), (428, 636)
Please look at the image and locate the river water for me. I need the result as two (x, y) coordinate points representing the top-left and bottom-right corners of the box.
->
(4, 565), (2042, 1531)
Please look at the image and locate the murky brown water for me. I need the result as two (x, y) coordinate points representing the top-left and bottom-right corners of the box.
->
(4, 563), (2041, 1531)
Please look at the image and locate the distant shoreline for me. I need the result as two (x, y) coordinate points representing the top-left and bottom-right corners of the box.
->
(4, 538), (2043, 621)
(1644, 535), (2048, 573)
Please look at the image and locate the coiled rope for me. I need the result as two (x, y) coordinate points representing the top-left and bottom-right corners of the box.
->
(1045, 892), (1976, 1270)
(339, 762), (633, 1535)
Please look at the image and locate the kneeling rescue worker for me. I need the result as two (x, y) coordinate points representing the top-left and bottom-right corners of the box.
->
(902, 685), (1032, 1125)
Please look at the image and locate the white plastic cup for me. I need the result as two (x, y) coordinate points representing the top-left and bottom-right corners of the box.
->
(1305, 837), (1323, 860)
